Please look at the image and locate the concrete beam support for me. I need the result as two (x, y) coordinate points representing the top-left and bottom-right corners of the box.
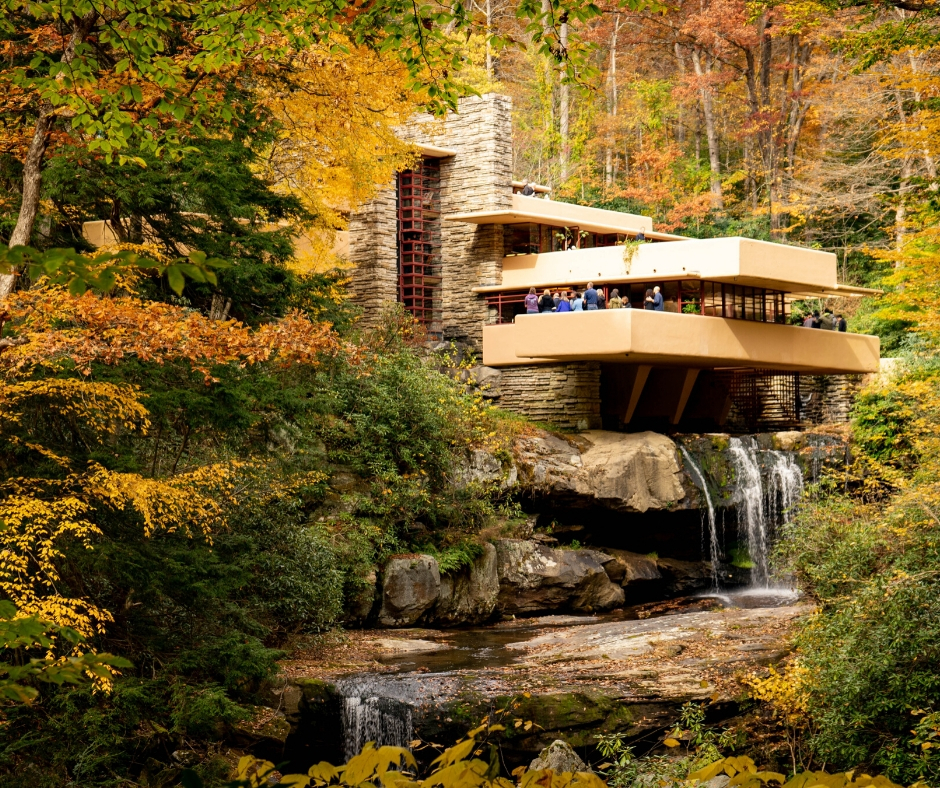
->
(671, 369), (700, 425)
(625, 365), (652, 422)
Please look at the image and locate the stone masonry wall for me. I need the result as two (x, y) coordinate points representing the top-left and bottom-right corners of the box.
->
(496, 362), (602, 431)
(406, 94), (513, 346)
(347, 186), (398, 326)
(801, 374), (866, 425)
(348, 94), (513, 341)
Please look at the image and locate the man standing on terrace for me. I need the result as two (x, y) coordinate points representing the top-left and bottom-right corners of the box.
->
(652, 286), (664, 311)
(584, 282), (599, 310)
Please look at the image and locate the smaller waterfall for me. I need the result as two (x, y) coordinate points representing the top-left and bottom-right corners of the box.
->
(767, 451), (803, 528)
(728, 437), (804, 588)
(680, 446), (721, 589)
(728, 437), (771, 585)
(336, 676), (417, 760)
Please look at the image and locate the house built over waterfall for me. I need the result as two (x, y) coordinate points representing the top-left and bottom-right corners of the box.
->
(348, 93), (881, 432)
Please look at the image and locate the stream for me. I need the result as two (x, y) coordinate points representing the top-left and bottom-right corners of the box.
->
(332, 589), (801, 761)
(294, 437), (812, 767)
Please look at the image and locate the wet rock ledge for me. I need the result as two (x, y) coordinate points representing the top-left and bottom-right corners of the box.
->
(277, 603), (810, 766)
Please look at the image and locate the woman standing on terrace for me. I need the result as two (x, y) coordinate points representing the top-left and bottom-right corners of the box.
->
(524, 287), (539, 314)
(539, 289), (555, 312)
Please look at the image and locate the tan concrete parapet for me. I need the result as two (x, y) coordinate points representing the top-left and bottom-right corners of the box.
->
(484, 309), (880, 375)
(447, 193), (655, 235)
(487, 236), (877, 297)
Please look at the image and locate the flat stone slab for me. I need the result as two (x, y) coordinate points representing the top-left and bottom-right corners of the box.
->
(373, 638), (449, 654)
(508, 605), (810, 664)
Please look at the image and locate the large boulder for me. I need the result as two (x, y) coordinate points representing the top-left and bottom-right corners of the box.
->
(495, 540), (625, 615)
(513, 430), (689, 513)
(378, 555), (441, 627)
(597, 549), (662, 587)
(529, 740), (589, 773)
(657, 557), (714, 596)
(434, 543), (500, 626)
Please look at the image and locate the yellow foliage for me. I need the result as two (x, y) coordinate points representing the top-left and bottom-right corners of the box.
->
(0, 460), (243, 644)
(745, 665), (811, 727)
(689, 756), (909, 788)
(875, 224), (940, 343)
(234, 730), (607, 788)
(0, 492), (112, 638)
(0, 379), (150, 435)
(260, 38), (422, 247)
(86, 462), (239, 539)
(0, 461), (241, 639)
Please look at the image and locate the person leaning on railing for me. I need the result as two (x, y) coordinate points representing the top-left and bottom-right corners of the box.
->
(538, 289), (555, 313)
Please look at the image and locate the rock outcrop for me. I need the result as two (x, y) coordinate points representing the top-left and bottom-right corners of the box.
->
(495, 540), (625, 614)
(454, 449), (518, 489)
(530, 740), (590, 773)
(378, 555), (441, 626)
(435, 544), (500, 625)
(513, 430), (690, 512)
(596, 549), (662, 587)
(286, 604), (809, 765)
(373, 542), (719, 624)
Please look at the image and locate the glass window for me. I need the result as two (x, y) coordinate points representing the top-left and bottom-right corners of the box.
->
(504, 223), (541, 256)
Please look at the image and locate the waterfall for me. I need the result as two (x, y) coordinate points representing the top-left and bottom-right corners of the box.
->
(728, 437), (803, 588)
(680, 446), (720, 589)
(336, 676), (416, 760)
(767, 451), (803, 529)
(728, 437), (771, 585)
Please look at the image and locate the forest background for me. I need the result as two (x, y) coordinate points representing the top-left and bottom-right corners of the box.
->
(1, 0), (940, 785)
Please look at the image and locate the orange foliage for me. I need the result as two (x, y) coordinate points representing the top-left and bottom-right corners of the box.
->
(1, 287), (342, 381)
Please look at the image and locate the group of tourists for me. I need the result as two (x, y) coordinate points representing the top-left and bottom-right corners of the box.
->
(523, 284), (666, 314)
(802, 308), (848, 332)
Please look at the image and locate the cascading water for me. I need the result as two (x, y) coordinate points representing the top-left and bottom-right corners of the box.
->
(680, 446), (721, 589)
(728, 437), (771, 585)
(767, 451), (803, 528)
(727, 437), (803, 588)
(336, 675), (417, 760)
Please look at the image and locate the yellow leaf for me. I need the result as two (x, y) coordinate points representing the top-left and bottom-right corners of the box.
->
(663, 738), (681, 747)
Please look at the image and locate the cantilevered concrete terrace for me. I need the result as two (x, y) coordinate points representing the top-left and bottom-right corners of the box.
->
(451, 216), (881, 378)
(448, 193), (683, 240)
(483, 310), (880, 375)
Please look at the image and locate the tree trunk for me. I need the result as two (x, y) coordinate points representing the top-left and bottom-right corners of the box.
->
(894, 87), (914, 256)
(906, 48), (938, 188)
(485, 0), (494, 80)
(1, 10), (98, 300)
(0, 107), (54, 298)
(674, 43), (687, 145)
(559, 20), (570, 182)
(605, 16), (620, 189)
(540, 0), (554, 186)
(691, 47), (724, 209)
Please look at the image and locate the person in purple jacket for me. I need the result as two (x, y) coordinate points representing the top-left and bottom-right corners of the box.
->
(524, 287), (539, 314)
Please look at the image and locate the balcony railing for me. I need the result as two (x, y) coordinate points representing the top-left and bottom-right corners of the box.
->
(485, 280), (790, 325)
